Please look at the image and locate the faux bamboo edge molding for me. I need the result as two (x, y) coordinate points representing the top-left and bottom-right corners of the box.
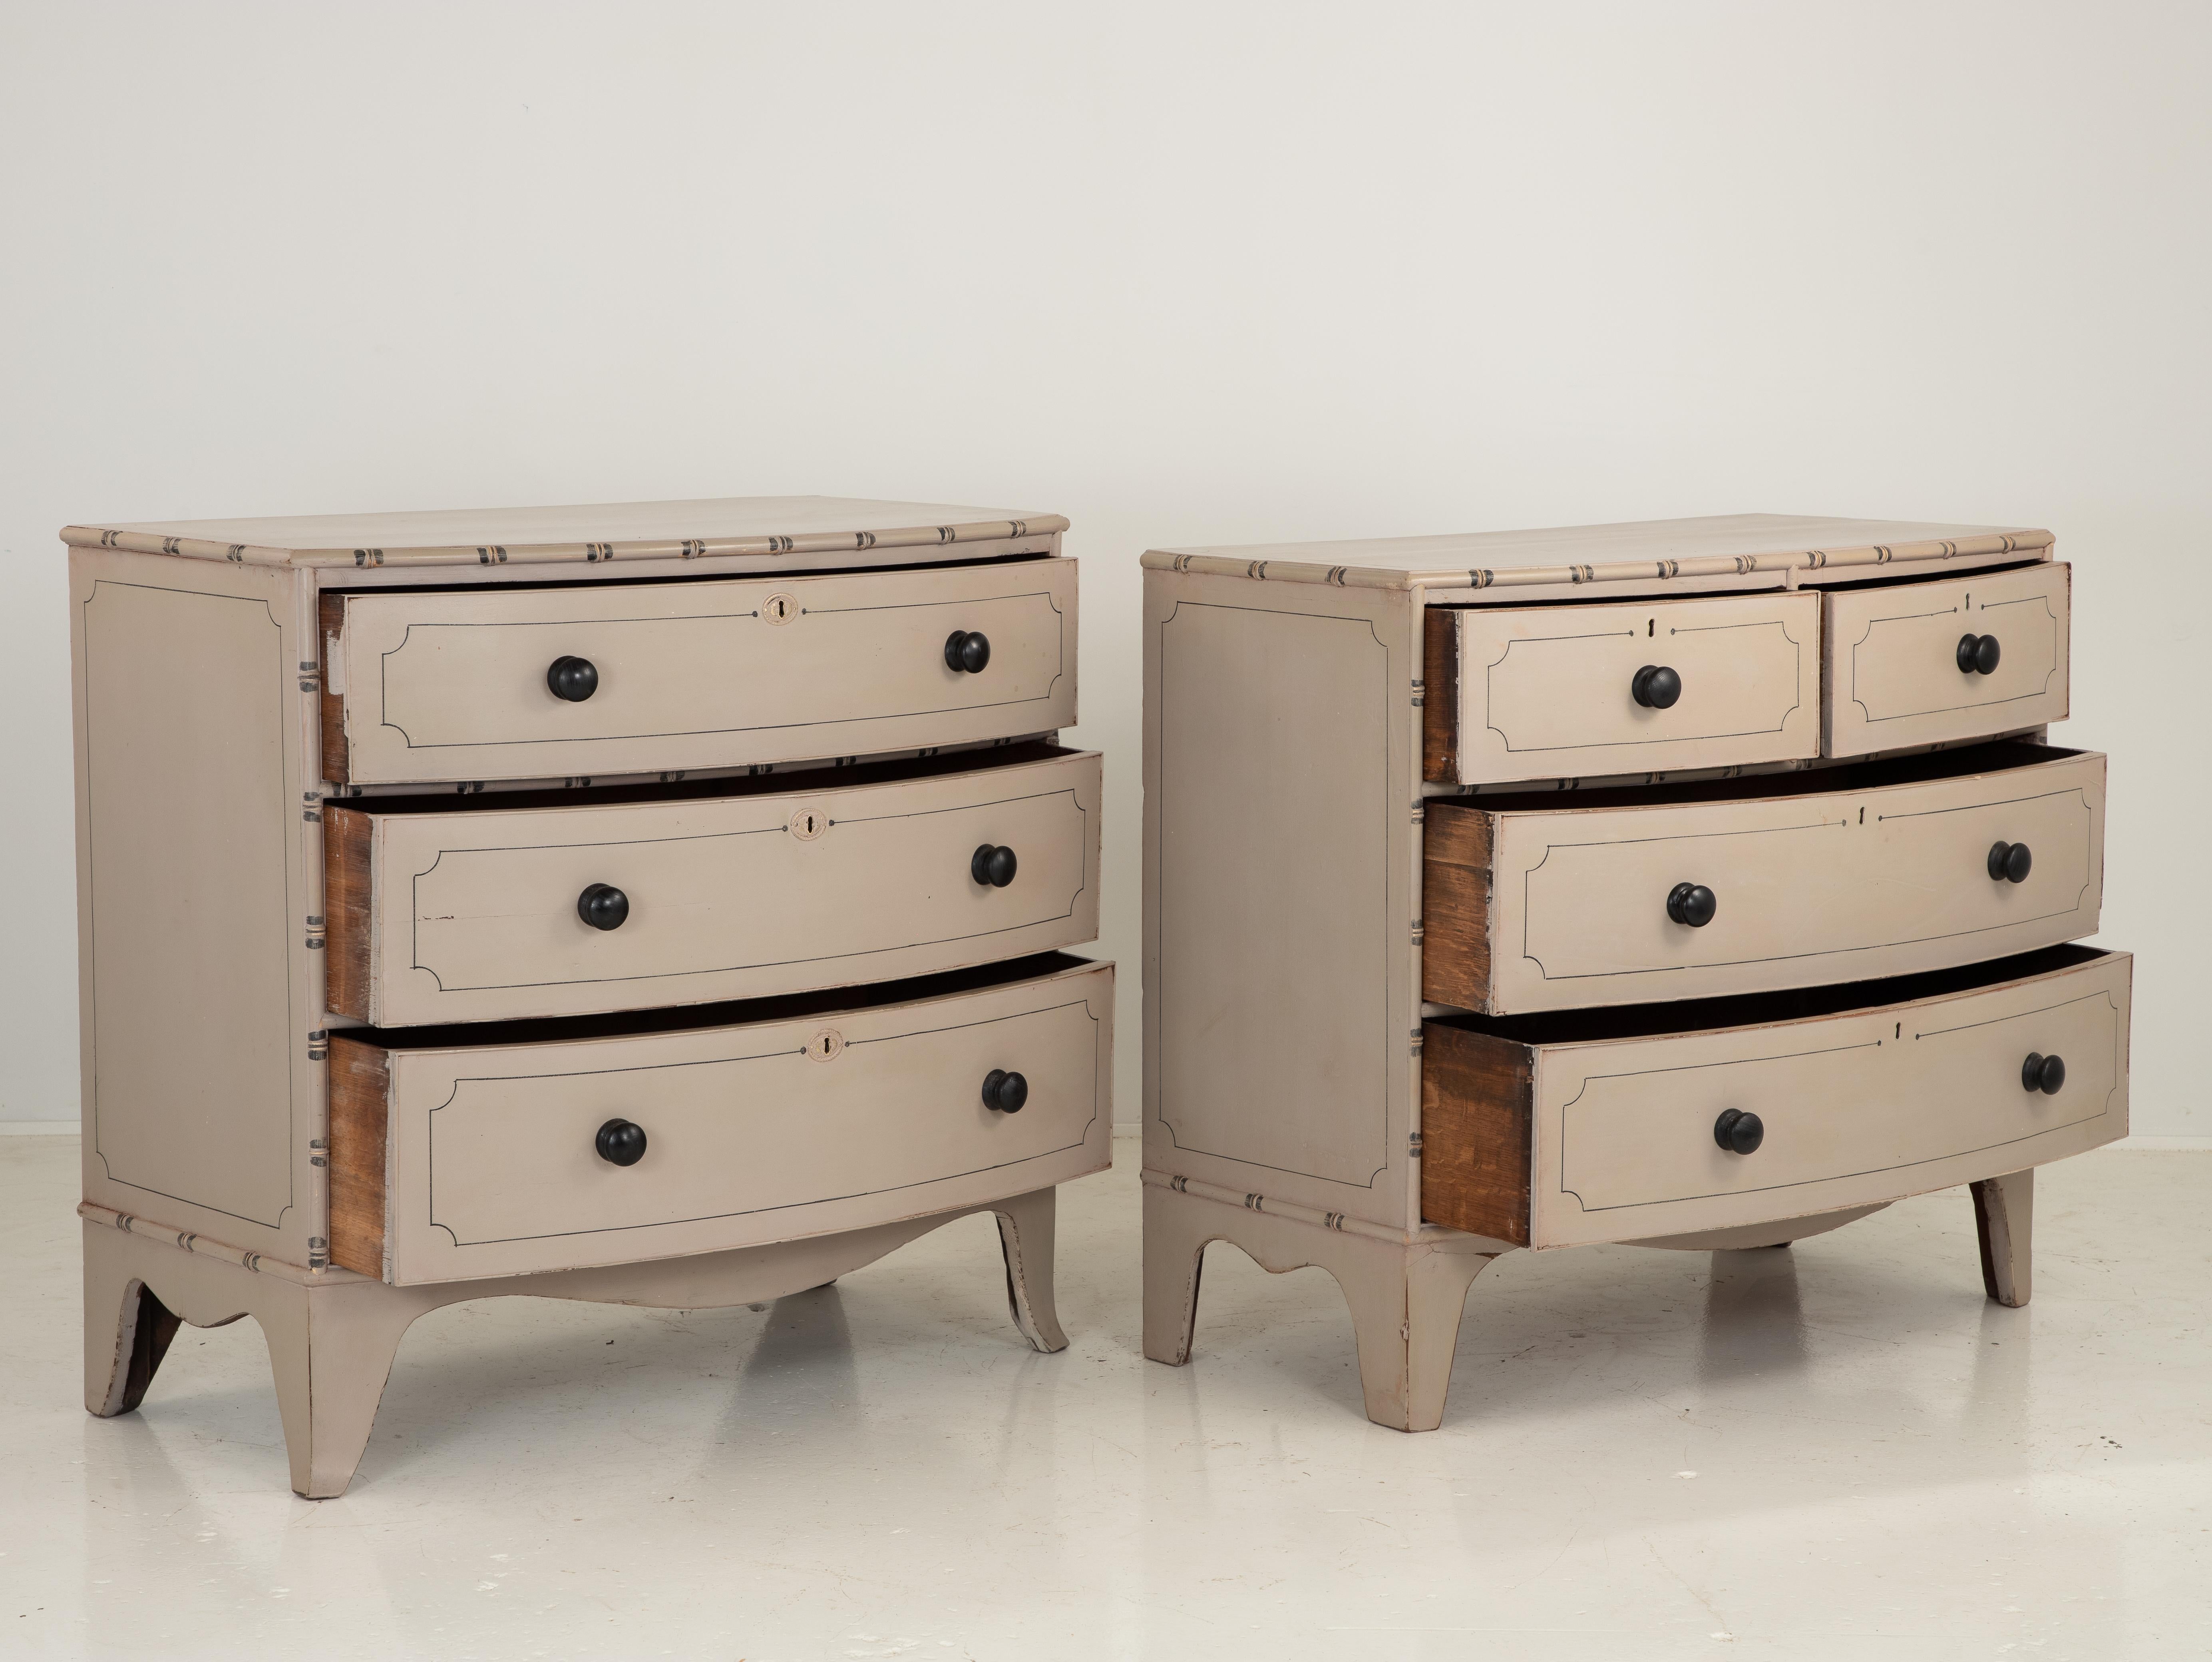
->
(62, 512), (1070, 569)
(78, 1201), (365, 1287)
(1142, 524), (2052, 591)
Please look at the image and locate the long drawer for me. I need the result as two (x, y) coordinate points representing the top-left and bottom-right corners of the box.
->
(1424, 742), (2103, 1014)
(319, 557), (1079, 784)
(1423, 591), (1822, 785)
(1822, 562), (2069, 757)
(328, 954), (1114, 1284)
(325, 746), (1101, 1025)
(1421, 945), (2130, 1249)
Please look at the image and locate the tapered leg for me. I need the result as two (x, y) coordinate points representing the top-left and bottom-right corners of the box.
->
(992, 1187), (1068, 1354)
(1971, 1167), (2034, 1308)
(259, 1278), (430, 1498)
(1141, 1181), (1214, 1366)
(1337, 1237), (1499, 1432)
(85, 1223), (204, 1417)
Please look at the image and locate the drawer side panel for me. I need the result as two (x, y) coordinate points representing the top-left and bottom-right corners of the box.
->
(1419, 1024), (1532, 1243)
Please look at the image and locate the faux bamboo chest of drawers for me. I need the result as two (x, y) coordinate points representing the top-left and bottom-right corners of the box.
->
(1141, 513), (2128, 1430)
(72, 497), (1112, 1495)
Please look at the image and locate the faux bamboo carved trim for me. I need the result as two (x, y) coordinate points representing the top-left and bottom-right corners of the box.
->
(1139, 1168), (1516, 1251)
(65, 515), (1071, 569)
(77, 1202), (365, 1286)
(1144, 529), (2051, 591)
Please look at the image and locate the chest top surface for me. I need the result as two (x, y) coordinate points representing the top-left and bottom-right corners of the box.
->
(1145, 512), (2052, 593)
(62, 495), (1066, 570)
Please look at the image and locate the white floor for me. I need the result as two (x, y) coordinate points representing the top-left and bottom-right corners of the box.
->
(3, 1135), (2207, 1661)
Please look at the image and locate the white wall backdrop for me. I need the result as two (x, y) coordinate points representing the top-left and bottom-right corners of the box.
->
(3, 2), (2206, 1134)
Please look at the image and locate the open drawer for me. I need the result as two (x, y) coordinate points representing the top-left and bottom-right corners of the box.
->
(1821, 561), (2069, 757)
(1421, 944), (2130, 1248)
(319, 557), (1078, 784)
(325, 743), (1101, 1025)
(1422, 591), (1820, 785)
(1423, 741), (2103, 1014)
(329, 954), (1114, 1284)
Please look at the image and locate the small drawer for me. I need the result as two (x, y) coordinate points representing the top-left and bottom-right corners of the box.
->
(325, 745), (1102, 1026)
(1822, 562), (2069, 756)
(1424, 742), (2103, 1015)
(1421, 945), (2129, 1249)
(329, 954), (1114, 1284)
(1423, 592), (1820, 785)
(320, 558), (1078, 784)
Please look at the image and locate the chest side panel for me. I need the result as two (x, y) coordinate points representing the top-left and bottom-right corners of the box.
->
(73, 551), (317, 1260)
(1143, 571), (1417, 1225)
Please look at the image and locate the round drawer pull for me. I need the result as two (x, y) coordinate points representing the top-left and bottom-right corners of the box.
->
(981, 1069), (1028, 1113)
(547, 655), (600, 701)
(1631, 664), (1682, 709)
(944, 630), (992, 674)
(1713, 1109), (1764, 1155)
(1956, 633), (2002, 676)
(595, 1118), (648, 1166)
(577, 883), (630, 930)
(1987, 841), (2033, 884)
(971, 844), (1018, 888)
(2021, 1052), (2066, 1095)
(1667, 882), (1718, 928)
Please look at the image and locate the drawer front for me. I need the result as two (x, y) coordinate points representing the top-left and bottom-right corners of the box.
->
(1822, 563), (2069, 756)
(328, 750), (1102, 1026)
(1478, 749), (2103, 1012)
(1437, 592), (1820, 785)
(325, 559), (1078, 784)
(1526, 951), (2129, 1248)
(354, 959), (1112, 1283)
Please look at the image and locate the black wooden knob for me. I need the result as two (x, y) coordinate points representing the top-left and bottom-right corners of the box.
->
(547, 655), (599, 701)
(577, 883), (630, 930)
(1667, 882), (1718, 927)
(1714, 1108), (1764, 1155)
(595, 1119), (647, 1165)
(1632, 664), (1683, 709)
(2021, 1052), (2065, 1095)
(1956, 633), (2001, 676)
(1987, 841), (2033, 884)
(944, 630), (992, 674)
(971, 844), (1018, 888)
(981, 1069), (1028, 1113)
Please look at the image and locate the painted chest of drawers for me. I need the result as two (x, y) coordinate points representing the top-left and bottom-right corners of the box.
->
(1140, 514), (2127, 1429)
(72, 497), (1112, 1495)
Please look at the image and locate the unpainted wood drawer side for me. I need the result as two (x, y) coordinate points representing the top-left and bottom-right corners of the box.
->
(317, 589), (349, 783)
(1422, 608), (1458, 783)
(323, 805), (374, 1022)
(1421, 802), (1496, 1012)
(1419, 1023), (1532, 1244)
(327, 1037), (391, 1278)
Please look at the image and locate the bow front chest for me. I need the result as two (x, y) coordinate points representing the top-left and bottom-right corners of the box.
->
(1140, 513), (2127, 1429)
(72, 497), (1112, 1495)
